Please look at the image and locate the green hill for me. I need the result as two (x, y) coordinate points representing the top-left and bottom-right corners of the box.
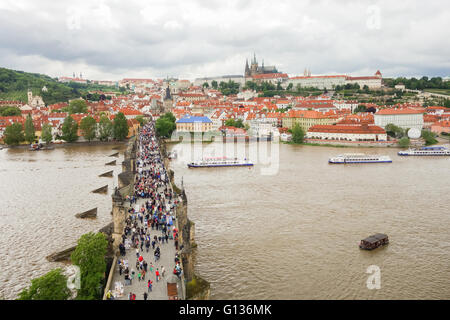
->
(0, 67), (125, 105)
(0, 67), (83, 105)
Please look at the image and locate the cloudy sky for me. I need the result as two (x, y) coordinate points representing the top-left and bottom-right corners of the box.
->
(0, 0), (449, 81)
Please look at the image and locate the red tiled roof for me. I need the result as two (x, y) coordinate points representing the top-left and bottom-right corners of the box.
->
(285, 110), (330, 119)
(251, 73), (288, 80)
(290, 75), (347, 80)
(376, 108), (425, 115)
(308, 124), (385, 134)
(346, 76), (381, 80)
(432, 120), (450, 127)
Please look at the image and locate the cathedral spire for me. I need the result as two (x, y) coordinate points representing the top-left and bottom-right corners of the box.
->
(245, 58), (250, 76)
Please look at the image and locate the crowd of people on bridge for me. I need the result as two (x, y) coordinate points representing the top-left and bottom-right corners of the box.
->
(107, 122), (184, 300)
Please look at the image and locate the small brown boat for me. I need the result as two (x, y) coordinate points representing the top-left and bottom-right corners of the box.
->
(359, 233), (389, 250)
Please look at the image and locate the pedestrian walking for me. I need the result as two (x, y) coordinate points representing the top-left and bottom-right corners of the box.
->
(147, 279), (153, 292)
(143, 260), (148, 272)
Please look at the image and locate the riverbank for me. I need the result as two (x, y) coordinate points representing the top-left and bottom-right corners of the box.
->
(0, 139), (128, 150)
(282, 140), (399, 148)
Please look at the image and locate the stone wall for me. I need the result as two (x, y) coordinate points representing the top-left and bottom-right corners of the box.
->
(162, 139), (210, 299)
(111, 136), (137, 252)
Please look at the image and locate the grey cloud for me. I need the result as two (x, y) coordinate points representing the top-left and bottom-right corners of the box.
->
(0, 0), (448, 80)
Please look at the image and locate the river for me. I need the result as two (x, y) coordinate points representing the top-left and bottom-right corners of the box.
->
(0, 144), (124, 300)
(168, 141), (450, 299)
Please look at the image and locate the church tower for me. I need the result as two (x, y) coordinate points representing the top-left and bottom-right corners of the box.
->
(245, 59), (250, 77)
(250, 53), (258, 76)
(27, 89), (33, 105)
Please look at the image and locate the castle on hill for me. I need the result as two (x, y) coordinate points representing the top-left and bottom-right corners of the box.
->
(244, 53), (279, 77)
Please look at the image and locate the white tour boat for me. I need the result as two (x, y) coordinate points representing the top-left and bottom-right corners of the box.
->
(329, 153), (392, 164)
(188, 157), (254, 168)
(398, 146), (450, 156)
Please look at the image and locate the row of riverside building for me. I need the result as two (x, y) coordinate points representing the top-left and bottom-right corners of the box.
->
(2, 75), (449, 145)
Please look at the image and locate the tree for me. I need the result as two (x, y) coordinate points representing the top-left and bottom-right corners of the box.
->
(135, 115), (148, 127)
(155, 117), (176, 137)
(398, 137), (410, 148)
(155, 112), (176, 137)
(291, 123), (305, 144)
(202, 82), (209, 88)
(3, 122), (25, 145)
(444, 99), (450, 109)
(0, 106), (21, 116)
(244, 81), (258, 91)
(286, 83), (294, 91)
(80, 115), (97, 141)
(41, 123), (53, 144)
(225, 118), (244, 128)
(24, 114), (36, 143)
(353, 105), (367, 114)
(161, 112), (176, 123)
(113, 112), (129, 140)
(211, 80), (218, 89)
(71, 232), (108, 300)
(421, 130), (438, 145)
(61, 115), (79, 142)
(385, 123), (404, 138)
(98, 115), (113, 141)
(218, 80), (240, 96)
(66, 99), (87, 114)
(18, 268), (70, 300)
(225, 119), (236, 127)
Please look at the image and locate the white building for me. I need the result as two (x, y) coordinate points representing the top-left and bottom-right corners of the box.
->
(345, 70), (383, 89)
(285, 75), (347, 90)
(374, 108), (425, 130)
(307, 124), (388, 142)
(193, 75), (246, 87)
(333, 100), (359, 113)
(284, 71), (383, 90)
(27, 90), (45, 108)
(237, 90), (258, 101)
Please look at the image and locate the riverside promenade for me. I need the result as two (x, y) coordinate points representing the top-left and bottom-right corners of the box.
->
(108, 123), (183, 300)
